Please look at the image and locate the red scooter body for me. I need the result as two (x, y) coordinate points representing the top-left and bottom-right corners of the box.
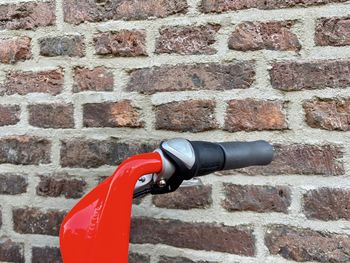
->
(60, 152), (162, 263)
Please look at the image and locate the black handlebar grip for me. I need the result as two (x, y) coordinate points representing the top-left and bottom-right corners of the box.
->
(218, 140), (274, 170)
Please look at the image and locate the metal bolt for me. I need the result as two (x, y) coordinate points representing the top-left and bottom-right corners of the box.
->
(138, 177), (146, 183)
(157, 179), (166, 188)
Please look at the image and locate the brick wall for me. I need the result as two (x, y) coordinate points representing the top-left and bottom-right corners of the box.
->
(0, 0), (350, 262)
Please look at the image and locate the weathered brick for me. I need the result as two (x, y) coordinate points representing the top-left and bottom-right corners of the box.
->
(200, 0), (347, 13)
(225, 99), (287, 132)
(28, 104), (74, 129)
(131, 217), (254, 256)
(0, 174), (27, 195)
(36, 174), (86, 199)
(0, 105), (20, 126)
(155, 100), (217, 132)
(152, 185), (212, 209)
(303, 188), (350, 220)
(0, 238), (24, 263)
(265, 225), (350, 262)
(223, 144), (344, 176)
(316, 17), (350, 46)
(63, 0), (187, 25)
(0, 37), (31, 64)
(60, 139), (157, 168)
(129, 253), (150, 263)
(0, 136), (51, 165)
(39, 35), (85, 57)
(83, 100), (142, 128)
(13, 208), (65, 236)
(156, 24), (220, 55)
(304, 98), (350, 131)
(94, 31), (147, 57)
(73, 66), (114, 92)
(270, 60), (350, 91)
(223, 184), (291, 213)
(229, 21), (301, 51)
(126, 62), (255, 94)
(159, 256), (217, 263)
(0, 69), (64, 96)
(0, 1), (55, 30)
(32, 247), (62, 263)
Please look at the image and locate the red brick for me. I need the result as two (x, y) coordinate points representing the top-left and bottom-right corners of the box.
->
(60, 139), (157, 168)
(0, 136), (51, 165)
(304, 98), (350, 131)
(270, 60), (350, 91)
(0, 105), (20, 126)
(83, 100), (142, 128)
(0, 37), (31, 64)
(223, 184), (291, 213)
(304, 188), (350, 220)
(73, 67), (114, 92)
(316, 17), (350, 46)
(32, 247), (62, 263)
(13, 208), (65, 236)
(63, 0), (187, 25)
(39, 35), (85, 57)
(0, 238), (24, 263)
(0, 1), (55, 30)
(229, 21), (301, 51)
(28, 104), (74, 129)
(1, 69), (64, 96)
(36, 174), (86, 199)
(152, 185), (212, 209)
(155, 100), (217, 132)
(0, 174), (27, 195)
(156, 24), (220, 55)
(126, 62), (255, 94)
(225, 99), (287, 132)
(200, 0), (347, 13)
(265, 225), (350, 262)
(131, 217), (255, 256)
(222, 144), (344, 176)
(94, 31), (147, 57)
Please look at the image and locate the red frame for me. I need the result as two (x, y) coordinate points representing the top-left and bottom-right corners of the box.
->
(60, 152), (163, 263)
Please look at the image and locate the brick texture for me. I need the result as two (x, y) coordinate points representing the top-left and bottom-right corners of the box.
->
(36, 174), (86, 199)
(32, 247), (62, 263)
(200, 0), (347, 13)
(159, 256), (217, 263)
(0, 136), (51, 165)
(265, 225), (350, 262)
(129, 253), (150, 263)
(0, 174), (27, 195)
(222, 184), (291, 213)
(63, 0), (188, 24)
(0, 105), (20, 126)
(229, 21), (301, 51)
(131, 217), (255, 256)
(13, 208), (65, 236)
(0, 238), (24, 263)
(152, 185), (212, 209)
(0, 69), (64, 96)
(155, 100), (217, 132)
(39, 35), (85, 57)
(224, 99), (287, 132)
(0, 37), (31, 64)
(73, 67), (114, 92)
(94, 31), (147, 57)
(270, 60), (350, 91)
(60, 139), (157, 168)
(28, 104), (74, 129)
(315, 17), (350, 46)
(0, 1), (55, 30)
(127, 62), (255, 94)
(83, 100), (142, 128)
(304, 97), (350, 131)
(303, 188), (350, 220)
(156, 24), (221, 55)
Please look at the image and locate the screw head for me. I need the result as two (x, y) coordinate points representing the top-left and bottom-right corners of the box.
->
(157, 179), (166, 188)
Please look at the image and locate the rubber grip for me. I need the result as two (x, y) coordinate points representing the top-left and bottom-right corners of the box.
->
(218, 140), (274, 170)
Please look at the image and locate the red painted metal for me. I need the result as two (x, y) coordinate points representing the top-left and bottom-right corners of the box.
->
(60, 152), (162, 263)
